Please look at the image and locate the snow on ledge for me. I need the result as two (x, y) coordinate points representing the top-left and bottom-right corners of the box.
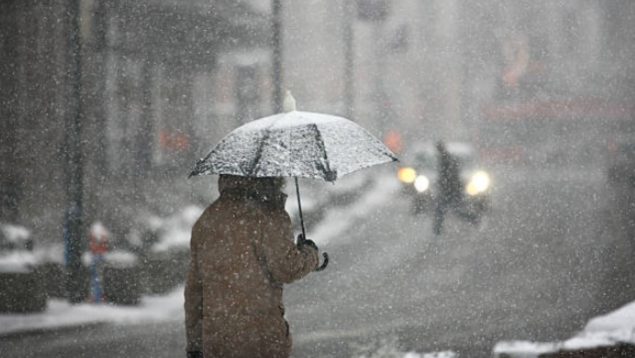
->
(493, 341), (559, 357)
(0, 223), (31, 243)
(585, 300), (635, 334)
(493, 300), (635, 357)
(562, 300), (635, 350)
(0, 251), (37, 273)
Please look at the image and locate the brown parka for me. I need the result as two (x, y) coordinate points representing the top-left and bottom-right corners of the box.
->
(184, 175), (319, 358)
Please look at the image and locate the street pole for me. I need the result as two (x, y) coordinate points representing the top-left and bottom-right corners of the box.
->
(272, 0), (283, 113)
(343, 1), (354, 120)
(64, 0), (86, 304)
(0, 2), (21, 223)
(373, 20), (387, 134)
(357, 0), (390, 134)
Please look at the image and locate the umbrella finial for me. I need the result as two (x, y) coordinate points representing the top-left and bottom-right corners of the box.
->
(283, 90), (296, 112)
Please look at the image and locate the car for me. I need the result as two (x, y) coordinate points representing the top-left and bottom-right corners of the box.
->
(397, 142), (492, 222)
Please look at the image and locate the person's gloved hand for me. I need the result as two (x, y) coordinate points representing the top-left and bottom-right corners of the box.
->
(187, 351), (203, 358)
(296, 233), (318, 251)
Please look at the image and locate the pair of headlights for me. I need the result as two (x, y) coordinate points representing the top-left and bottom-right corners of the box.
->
(398, 167), (491, 195)
(397, 167), (431, 193)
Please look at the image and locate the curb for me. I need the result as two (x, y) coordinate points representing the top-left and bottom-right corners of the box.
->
(0, 321), (106, 340)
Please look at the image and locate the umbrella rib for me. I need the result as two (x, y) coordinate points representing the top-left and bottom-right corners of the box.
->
(310, 123), (335, 181)
(247, 120), (278, 176)
(189, 147), (217, 177)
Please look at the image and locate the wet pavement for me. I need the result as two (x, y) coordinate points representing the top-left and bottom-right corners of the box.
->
(1, 166), (633, 358)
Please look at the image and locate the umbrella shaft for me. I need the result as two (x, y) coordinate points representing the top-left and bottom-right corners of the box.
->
(294, 177), (307, 239)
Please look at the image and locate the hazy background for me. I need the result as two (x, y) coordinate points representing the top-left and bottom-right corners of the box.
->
(0, 1), (634, 356)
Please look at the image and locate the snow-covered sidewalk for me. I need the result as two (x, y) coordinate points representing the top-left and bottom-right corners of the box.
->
(0, 172), (454, 358)
(494, 300), (635, 357)
(0, 172), (399, 338)
(0, 287), (184, 336)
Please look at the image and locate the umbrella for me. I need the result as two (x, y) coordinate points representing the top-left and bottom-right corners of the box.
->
(189, 91), (398, 270)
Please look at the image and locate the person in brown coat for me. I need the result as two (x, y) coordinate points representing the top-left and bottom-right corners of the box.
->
(184, 175), (320, 358)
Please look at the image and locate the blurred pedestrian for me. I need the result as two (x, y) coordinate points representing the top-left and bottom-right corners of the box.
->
(184, 175), (319, 358)
(433, 141), (463, 235)
(88, 222), (109, 303)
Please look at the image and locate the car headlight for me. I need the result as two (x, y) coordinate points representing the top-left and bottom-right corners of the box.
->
(466, 170), (490, 196)
(398, 167), (417, 184)
(414, 175), (430, 192)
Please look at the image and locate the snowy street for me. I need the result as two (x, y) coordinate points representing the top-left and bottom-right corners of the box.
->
(289, 167), (634, 357)
(3, 1), (634, 357)
(1, 166), (632, 357)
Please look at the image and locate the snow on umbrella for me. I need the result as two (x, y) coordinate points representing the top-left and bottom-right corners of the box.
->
(189, 97), (396, 181)
(189, 91), (398, 270)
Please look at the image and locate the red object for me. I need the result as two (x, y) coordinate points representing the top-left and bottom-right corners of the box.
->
(384, 130), (403, 155)
(159, 130), (190, 152)
(89, 229), (109, 255)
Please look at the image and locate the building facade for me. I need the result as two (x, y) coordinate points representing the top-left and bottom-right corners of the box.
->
(1, 0), (633, 246)
(0, 0), (269, 245)
(279, 0), (633, 159)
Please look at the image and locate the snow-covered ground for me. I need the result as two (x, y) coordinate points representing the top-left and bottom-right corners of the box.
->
(0, 172), (455, 357)
(0, 172), (440, 358)
(0, 287), (185, 336)
(0, 173), (397, 332)
(5, 169), (631, 357)
(493, 300), (635, 357)
(0, 174), (395, 334)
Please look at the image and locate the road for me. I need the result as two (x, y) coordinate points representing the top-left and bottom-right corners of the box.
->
(1, 166), (633, 357)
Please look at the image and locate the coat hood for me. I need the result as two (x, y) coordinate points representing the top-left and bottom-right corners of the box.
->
(218, 175), (287, 207)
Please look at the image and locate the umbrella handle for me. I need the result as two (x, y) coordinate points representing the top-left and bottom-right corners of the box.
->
(316, 252), (329, 271)
(294, 177), (307, 240)
(295, 177), (328, 272)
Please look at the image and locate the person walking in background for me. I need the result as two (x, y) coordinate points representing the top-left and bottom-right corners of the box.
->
(88, 222), (109, 303)
(433, 141), (463, 235)
(184, 175), (319, 358)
